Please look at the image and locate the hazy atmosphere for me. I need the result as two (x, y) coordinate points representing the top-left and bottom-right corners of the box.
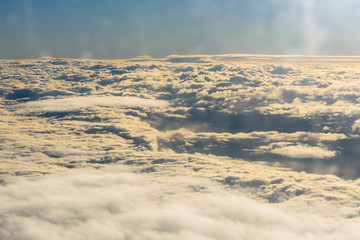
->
(2, 0), (360, 58)
(1, 1), (360, 240)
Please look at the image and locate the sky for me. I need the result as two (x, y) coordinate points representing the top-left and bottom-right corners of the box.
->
(2, 1), (360, 239)
(1, 0), (360, 58)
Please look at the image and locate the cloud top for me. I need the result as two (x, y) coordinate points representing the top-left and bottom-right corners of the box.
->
(2, 56), (360, 238)
(268, 143), (336, 159)
(15, 96), (169, 113)
(1, 167), (360, 240)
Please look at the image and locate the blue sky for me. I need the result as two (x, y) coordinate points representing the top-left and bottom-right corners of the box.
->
(1, 0), (360, 59)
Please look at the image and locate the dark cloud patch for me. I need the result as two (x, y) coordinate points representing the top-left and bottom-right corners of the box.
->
(83, 64), (114, 71)
(280, 89), (307, 103)
(229, 76), (261, 87)
(270, 65), (293, 75)
(148, 64), (159, 69)
(85, 125), (154, 151)
(208, 64), (224, 72)
(140, 166), (156, 173)
(43, 150), (65, 158)
(151, 109), (315, 134)
(73, 87), (93, 94)
(110, 69), (128, 75)
(157, 133), (255, 158)
(155, 129), (354, 178)
(280, 156), (360, 179)
(97, 79), (116, 86)
(189, 84), (204, 89)
(173, 66), (194, 73)
(151, 158), (177, 164)
(292, 78), (319, 86)
(5, 89), (39, 101)
(221, 176), (307, 203)
(178, 73), (191, 80)
(55, 74), (89, 82)
(215, 82), (232, 87)
(38, 90), (72, 98)
(336, 93), (360, 103)
(37, 110), (103, 122)
(124, 64), (141, 71)
(124, 160), (147, 165)
(48, 59), (69, 65)
(18, 64), (37, 68)
(38, 111), (78, 118)
(88, 156), (124, 164)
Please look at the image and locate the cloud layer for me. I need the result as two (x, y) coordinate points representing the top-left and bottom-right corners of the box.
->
(1, 167), (360, 240)
(16, 96), (168, 113)
(1, 55), (360, 239)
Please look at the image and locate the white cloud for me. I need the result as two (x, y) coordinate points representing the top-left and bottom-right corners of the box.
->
(352, 119), (360, 133)
(260, 143), (336, 159)
(16, 96), (169, 113)
(256, 99), (360, 117)
(1, 166), (360, 240)
(2, 56), (360, 238)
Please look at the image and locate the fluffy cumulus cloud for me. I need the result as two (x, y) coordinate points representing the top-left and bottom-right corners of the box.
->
(2, 55), (360, 238)
(1, 166), (360, 240)
(352, 119), (360, 133)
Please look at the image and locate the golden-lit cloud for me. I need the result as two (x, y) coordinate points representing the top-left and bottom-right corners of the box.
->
(2, 55), (360, 239)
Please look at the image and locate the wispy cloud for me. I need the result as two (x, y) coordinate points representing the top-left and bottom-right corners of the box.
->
(260, 143), (337, 159)
(16, 96), (169, 113)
